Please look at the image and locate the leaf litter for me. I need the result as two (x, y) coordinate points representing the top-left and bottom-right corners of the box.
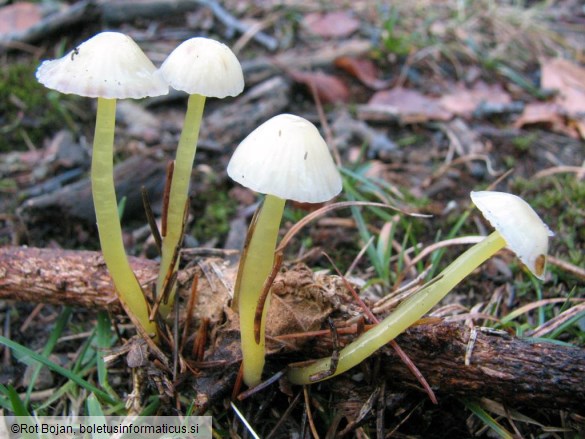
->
(0, 0), (584, 437)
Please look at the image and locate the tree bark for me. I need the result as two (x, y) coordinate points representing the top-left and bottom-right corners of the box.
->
(382, 323), (585, 413)
(0, 246), (153, 313)
(1, 245), (584, 413)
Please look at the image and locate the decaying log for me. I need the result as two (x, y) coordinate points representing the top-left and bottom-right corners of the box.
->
(0, 246), (235, 323)
(0, 246), (154, 312)
(381, 323), (585, 413)
(1, 245), (584, 413)
(18, 156), (166, 226)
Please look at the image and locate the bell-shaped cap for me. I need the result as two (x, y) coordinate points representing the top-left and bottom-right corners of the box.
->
(471, 191), (554, 279)
(36, 31), (169, 99)
(227, 114), (342, 203)
(158, 37), (244, 98)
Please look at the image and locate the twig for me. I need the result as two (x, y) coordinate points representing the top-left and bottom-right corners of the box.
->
(2, 246), (585, 412)
(303, 386), (320, 439)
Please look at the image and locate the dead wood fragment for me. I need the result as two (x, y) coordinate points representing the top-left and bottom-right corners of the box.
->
(0, 1), (100, 49)
(0, 246), (154, 313)
(1, 245), (584, 413)
(381, 323), (585, 413)
(0, 0), (278, 52)
(17, 156), (166, 231)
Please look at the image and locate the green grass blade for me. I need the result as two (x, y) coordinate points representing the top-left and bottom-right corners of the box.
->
(86, 393), (106, 417)
(1, 385), (39, 439)
(25, 307), (72, 405)
(427, 207), (470, 279)
(0, 335), (116, 405)
(0, 384), (11, 411)
(86, 394), (111, 439)
(350, 202), (384, 279)
(546, 308), (585, 341)
(96, 311), (118, 397)
(2, 384), (30, 416)
(464, 399), (514, 439)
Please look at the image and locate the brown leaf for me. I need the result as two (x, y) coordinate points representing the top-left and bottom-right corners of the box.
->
(288, 69), (350, 104)
(334, 56), (392, 90)
(302, 11), (360, 38)
(265, 265), (334, 348)
(541, 58), (585, 115)
(439, 82), (512, 117)
(513, 58), (585, 139)
(367, 87), (452, 123)
(0, 2), (42, 36)
(514, 102), (581, 138)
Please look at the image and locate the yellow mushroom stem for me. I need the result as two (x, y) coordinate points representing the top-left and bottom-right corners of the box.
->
(235, 194), (286, 387)
(287, 231), (507, 385)
(157, 93), (206, 317)
(92, 97), (157, 337)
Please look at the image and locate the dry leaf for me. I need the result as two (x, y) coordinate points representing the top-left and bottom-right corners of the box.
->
(334, 56), (392, 90)
(514, 59), (585, 139)
(440, 82), (512, 117)
(288, 69), (350, 104)
(541, 58), (585, 115)
(302, 11), (360, 38)
(514, 102), (580, 138)
(367, 87), (452, 123)
(0, 2), (42, 36)
(265, 265), (334, 348)
(540, 58), (585, 138)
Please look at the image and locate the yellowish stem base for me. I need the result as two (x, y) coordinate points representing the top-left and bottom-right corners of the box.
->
(158, 94), (206, 317)
(92, 98), (156, 337)
(236, 195), (286, 387)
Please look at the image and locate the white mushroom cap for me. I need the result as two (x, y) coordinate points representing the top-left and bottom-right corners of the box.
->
(36, 32), (168, 99)
(158, 37), (244, 98)
(227, 114), (342, 203)
(471, 191), (554, 279)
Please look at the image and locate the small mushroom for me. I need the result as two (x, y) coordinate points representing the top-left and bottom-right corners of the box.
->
(227, 114), (342, 386)
(287, 191), (553, 385)
(470, 191), (553, 279)
(36, 32), (168, 336)
(156, 37), (244, 316)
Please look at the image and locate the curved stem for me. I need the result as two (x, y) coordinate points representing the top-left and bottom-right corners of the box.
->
(158, 93), (206, 317)
(236, 195), (286, 386)
(92, 98), (156, 337)
(287, 231), (506, 385)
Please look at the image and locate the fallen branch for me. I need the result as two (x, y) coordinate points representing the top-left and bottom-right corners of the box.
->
(1, 246), (584, 413)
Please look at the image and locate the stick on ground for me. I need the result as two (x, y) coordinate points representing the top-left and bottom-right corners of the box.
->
(1, 246), (584, 413)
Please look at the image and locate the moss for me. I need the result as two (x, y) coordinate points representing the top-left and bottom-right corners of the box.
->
(0, 61), (83, 152)
(512, 133), (538, 152)
(191, 191), (235, 244)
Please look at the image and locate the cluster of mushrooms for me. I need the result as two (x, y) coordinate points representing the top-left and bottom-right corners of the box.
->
(36, 32), (553, 389)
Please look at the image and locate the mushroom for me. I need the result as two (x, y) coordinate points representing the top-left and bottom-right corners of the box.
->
(227, 114), (342, 386)
(155, 37), (244, 316)
(36, 32), (168, 336)
(287, 191), (554, 385)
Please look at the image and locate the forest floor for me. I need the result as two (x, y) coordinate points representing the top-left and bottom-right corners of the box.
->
(0, 0), (584, 437)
